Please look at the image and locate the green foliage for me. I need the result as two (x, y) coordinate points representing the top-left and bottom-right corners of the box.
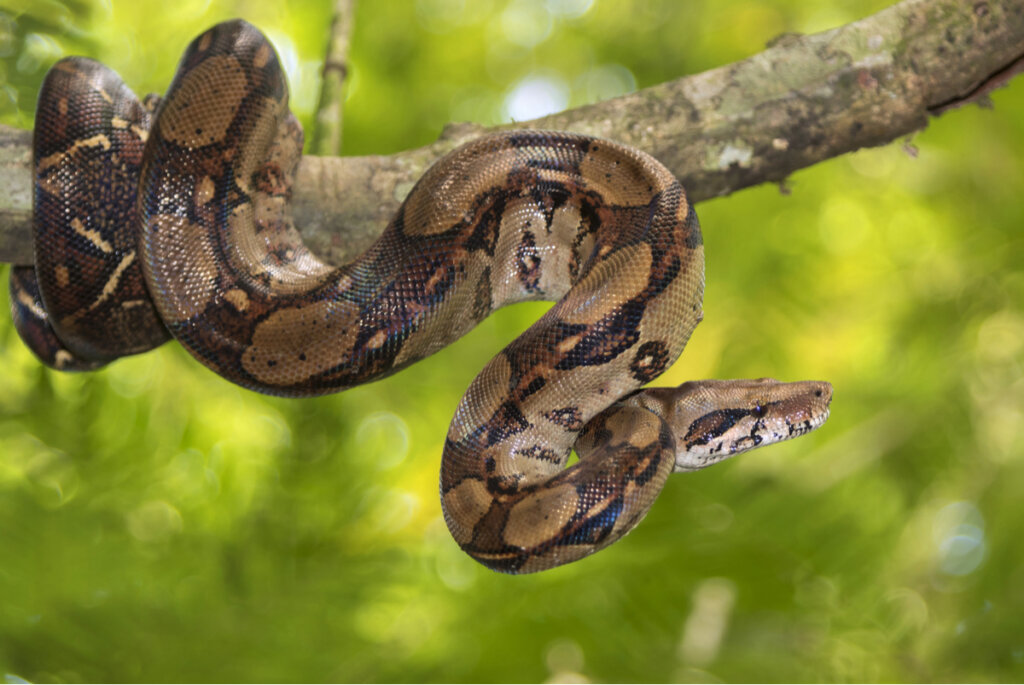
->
(1, 0), (1022, 681)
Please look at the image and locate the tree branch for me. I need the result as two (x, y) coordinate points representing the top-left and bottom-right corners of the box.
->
(311, 0), (357, 156)
(1, 0), (1022, 266)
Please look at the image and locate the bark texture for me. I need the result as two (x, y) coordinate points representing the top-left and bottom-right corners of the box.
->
(1, 0), (1022, 266)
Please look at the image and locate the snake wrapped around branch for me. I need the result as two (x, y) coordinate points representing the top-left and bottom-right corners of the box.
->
(8, 20), (831, 574)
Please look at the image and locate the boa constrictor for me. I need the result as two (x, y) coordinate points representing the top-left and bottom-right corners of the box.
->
(9, 20), (832, 574)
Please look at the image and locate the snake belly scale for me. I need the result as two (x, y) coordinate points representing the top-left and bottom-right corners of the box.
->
(8, 20), (832, 573)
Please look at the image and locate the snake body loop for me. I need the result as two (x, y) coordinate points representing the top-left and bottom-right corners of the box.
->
(10, 20), (832, 573)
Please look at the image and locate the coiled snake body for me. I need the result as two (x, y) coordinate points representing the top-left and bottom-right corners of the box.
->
(9, 21), (832, 573)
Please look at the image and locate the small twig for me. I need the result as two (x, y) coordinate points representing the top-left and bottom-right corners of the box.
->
(312, 0), (357, 156)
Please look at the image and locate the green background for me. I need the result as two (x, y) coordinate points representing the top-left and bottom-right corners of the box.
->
(1, 0), (1022, 681)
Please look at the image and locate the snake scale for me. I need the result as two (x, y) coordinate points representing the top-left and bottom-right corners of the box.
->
(8, 20), (832, 574)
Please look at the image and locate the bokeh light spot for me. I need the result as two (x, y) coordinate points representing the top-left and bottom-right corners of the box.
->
(501, 0), (554, 47)
(933, 501), (987, 577)
(16, 33), (62, 74)
(545, 638), (586, 682)
(575, 64), (636, 104)
(355, 411), (411, 470)
(504, 72), (569, 121)
(127, 500), (184, 542)
(678, 578), (736, 666)
(546, 0), (594, 18)
(416, 0), (468, 34)
(819, 197), (871, 255)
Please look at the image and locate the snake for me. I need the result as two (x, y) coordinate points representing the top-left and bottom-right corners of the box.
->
(8, 20), (832, 574)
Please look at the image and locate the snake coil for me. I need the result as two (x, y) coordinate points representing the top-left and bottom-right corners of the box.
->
(9, 20), (831, 573)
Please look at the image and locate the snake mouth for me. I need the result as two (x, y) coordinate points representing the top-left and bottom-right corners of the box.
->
(790, 407), (830, 438)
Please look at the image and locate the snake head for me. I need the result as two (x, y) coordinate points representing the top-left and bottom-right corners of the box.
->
(638, 377), (832, 472)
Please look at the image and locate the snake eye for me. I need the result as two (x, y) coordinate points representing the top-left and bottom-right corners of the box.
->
(752, 403), (766, 418)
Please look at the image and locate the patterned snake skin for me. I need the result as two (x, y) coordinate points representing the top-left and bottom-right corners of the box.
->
(8, 20), (832, 573)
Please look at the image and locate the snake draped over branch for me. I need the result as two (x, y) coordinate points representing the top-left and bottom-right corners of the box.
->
(8, 20), (832, 574)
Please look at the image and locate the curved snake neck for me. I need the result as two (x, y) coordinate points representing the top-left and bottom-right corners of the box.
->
(9, 20), (832, 574)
